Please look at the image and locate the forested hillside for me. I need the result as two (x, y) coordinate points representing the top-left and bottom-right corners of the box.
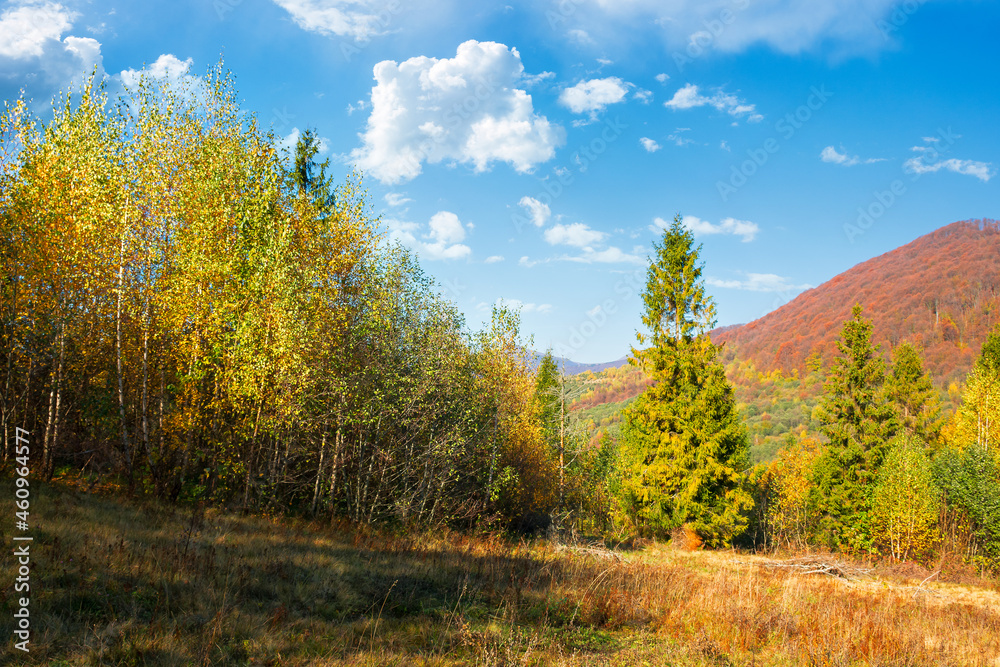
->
(571, 221), (1000, 460)
(714, 219), (1000, 387)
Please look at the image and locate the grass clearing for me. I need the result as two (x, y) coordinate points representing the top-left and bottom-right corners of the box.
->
(1, 473), (998, 665)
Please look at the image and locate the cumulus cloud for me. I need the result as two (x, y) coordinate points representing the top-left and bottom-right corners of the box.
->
(664, 83), (760, 121)
(639, 137), (661, 152)
(0, 1), (74, 59)
(518, 196), (551, 227)
(652, 215), (759, 242)
(903, 138), (994, 182)
(484, 255), (505, 264)
(0, 1), (104, 104)
(544, 222), (607, 248)
(351, 40), (564, 184)
(386, 210), (472, 260)
(558, 76), (629, 114)
(820, 145), (884, 166)
(118, 54), (203, 102)
(707, 274), (812, 293)
(655, 72), (670, 83)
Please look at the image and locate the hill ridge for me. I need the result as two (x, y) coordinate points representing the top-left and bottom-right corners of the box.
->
(714, 218), (1000, 386)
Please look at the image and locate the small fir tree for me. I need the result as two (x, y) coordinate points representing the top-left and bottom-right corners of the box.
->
(811, 304), (899, 552)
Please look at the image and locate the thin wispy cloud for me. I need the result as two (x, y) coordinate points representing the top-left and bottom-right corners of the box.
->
(820, 145), (884, 166)
(652, 215), (759, 243)
(903, 138), (994, 181)
(664, 83), (762, 122)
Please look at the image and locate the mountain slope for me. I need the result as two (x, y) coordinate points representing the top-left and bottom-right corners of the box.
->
(714, 219), (1000, 387)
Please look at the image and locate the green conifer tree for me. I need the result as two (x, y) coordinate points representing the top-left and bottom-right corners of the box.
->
(535, 349), (560, 446)
(618, 214), (752, 547)
(888, 342), (942, 444)
(812, 304), (899, 552)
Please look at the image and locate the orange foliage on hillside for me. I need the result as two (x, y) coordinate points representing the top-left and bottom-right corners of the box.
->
(713, 219), (1000, 387)
(571, 364), (654, 411)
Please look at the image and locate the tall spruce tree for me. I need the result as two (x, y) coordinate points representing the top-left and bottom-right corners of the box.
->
(287, 127), (335, 214)
(812, 304), (899, 552)
(888, 342), (942, 444)
(618, 214), (751, 547)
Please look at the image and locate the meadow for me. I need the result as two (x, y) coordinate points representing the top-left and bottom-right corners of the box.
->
(2, 473), (999, 666)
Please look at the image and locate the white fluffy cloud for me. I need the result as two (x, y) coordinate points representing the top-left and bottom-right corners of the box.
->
(0, 1), (104, 103)
(351, 40), (564, 184)
(386, 210), (472, 261)
(639, 137), (661, 152)
(903, 139), (994, 182)
(820, 145), (884, 166)
(518, 196), (551, 227)
(0, 1), (74, 59)
(119, 54), (202, 99)
(664, 83), (760, 121)
(544, 222), (607, 248)
(707, 274), (812, 293)
(484, 255), (505, 264)
(652, 215), (759, 242)
(558, 76), (629, 114)
(272, 0), (395, 40)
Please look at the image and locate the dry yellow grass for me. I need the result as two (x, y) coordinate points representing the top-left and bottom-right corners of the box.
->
(1, 472), (998, 665)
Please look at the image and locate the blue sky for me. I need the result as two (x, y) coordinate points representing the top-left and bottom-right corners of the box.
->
(2, 0), (997, 362)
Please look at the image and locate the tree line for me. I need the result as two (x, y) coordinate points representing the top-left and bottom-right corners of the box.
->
(2, 69), (997, 569)
(607, 215), (1000, 568)
(0, 69), (555, 528)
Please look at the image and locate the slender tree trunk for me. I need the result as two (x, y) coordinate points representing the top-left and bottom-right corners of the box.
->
(141, 292), (150, 471)
(23, 358), (33, 445)
(311, 432), (327, 515)
(327, 424), (342, 515)
(116, 225), (132, 486)
(158, 360), (165, 448)
(559, 374), (566, 512)
(242, 398), (265, 511)
(47, 328), (65, 479)
(42, 336), (57, 475)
